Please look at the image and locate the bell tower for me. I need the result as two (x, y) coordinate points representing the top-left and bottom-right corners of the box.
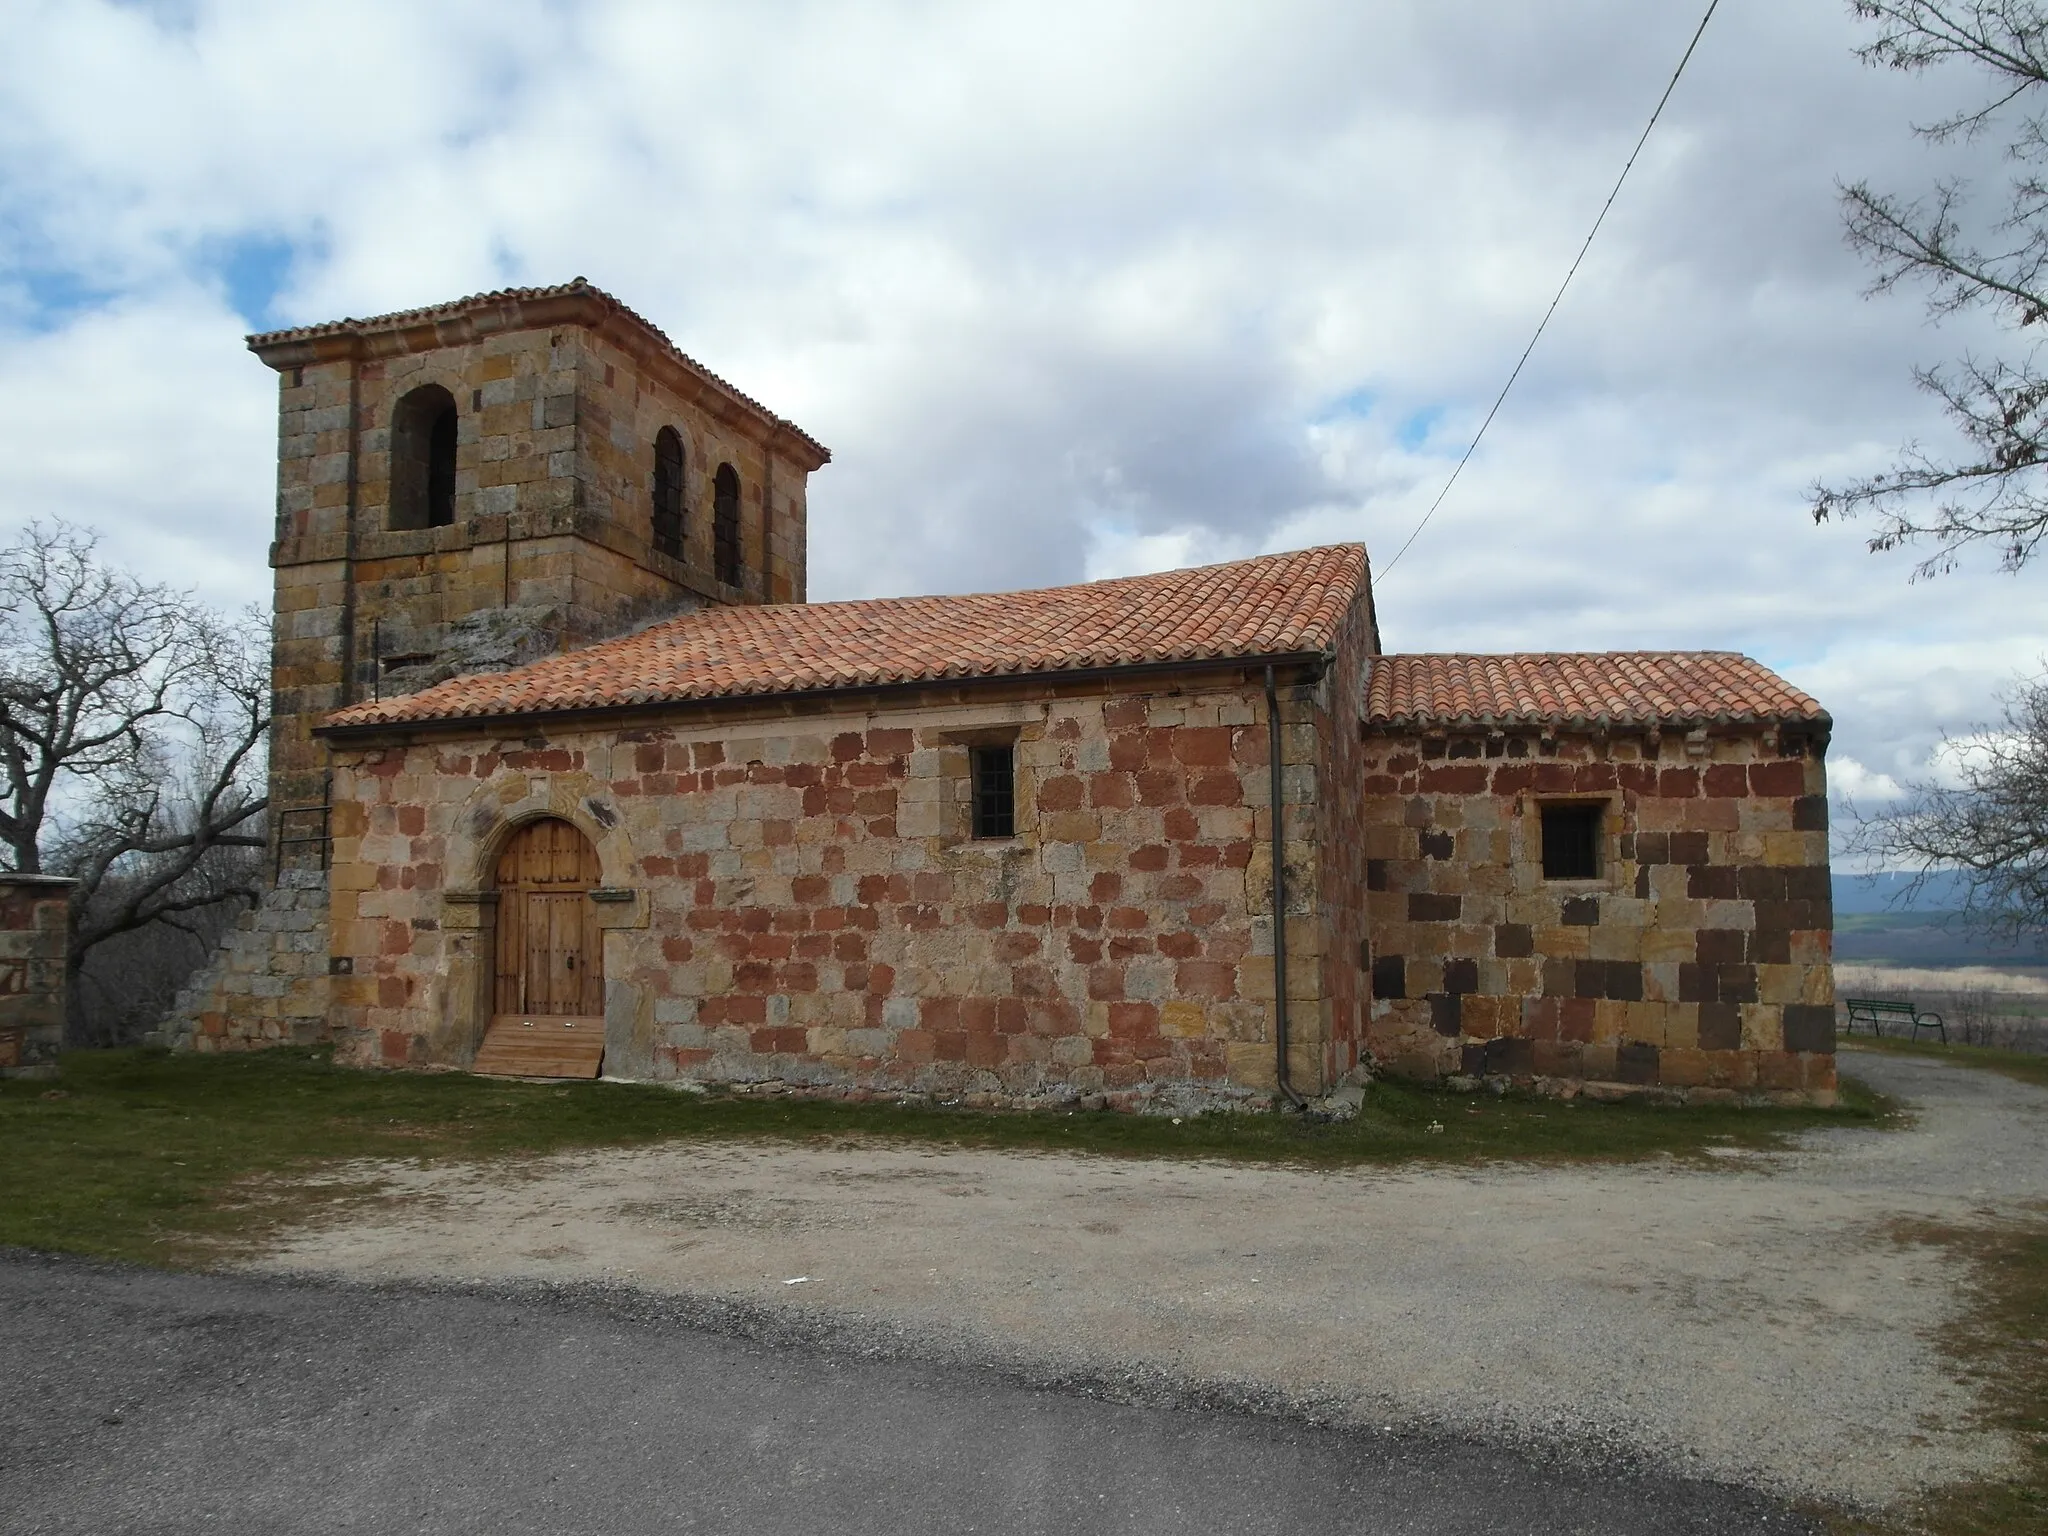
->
(246, 279), (831, 849)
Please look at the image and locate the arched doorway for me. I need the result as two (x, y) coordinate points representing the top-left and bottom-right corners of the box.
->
(471, 818), (606, 1078)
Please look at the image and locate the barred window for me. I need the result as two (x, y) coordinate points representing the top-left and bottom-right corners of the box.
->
(713, 463), (741, 587)
(971, 745), (1015, 839)
(1541, 803), (1602, 880)
(652, 427), (685, 560)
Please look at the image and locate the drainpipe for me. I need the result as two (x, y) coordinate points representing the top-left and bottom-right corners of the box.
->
(1265, 664), (1308, 1111)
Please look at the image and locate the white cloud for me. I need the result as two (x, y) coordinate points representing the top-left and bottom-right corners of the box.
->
(0, 0), (2044, 787)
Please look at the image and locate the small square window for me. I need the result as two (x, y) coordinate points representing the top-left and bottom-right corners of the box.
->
(1541, 803), (1602, 880)
(971, 745), (1015, 839)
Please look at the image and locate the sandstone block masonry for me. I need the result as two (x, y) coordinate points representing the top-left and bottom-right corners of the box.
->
(0, 874), (75, 1078)
(155, 870), (333, 1053)
(250, 281), (829, 846)
(1360, 723), (1834, 1103)
(322, 670), (1368, 1109)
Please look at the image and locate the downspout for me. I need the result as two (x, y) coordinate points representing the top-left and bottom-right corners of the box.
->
(1265, 663), (1308, 1111)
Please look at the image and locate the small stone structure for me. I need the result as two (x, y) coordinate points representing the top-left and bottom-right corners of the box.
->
(1358, 655), (1835, 1103)
(0, 874), (76, 1078)
(156, 869), (332, 1053)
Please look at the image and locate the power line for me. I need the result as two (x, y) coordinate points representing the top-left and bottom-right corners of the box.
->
(1377, 0), (1721, 578)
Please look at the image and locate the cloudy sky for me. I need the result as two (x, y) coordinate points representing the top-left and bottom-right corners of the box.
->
(2, 0), (2043, 831)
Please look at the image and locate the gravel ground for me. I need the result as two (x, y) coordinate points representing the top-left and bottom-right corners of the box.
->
(248, 1048), (2048, 1511)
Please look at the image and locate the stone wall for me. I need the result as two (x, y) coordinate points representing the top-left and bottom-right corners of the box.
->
(0, 875), (74, 1078)
(1360, 723), (1835, 1103)
(153, 870), (332, 1053)
(322, 668), (1359, 1108)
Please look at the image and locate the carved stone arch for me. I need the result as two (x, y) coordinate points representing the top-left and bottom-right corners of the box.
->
(438, 769), (650, 1073)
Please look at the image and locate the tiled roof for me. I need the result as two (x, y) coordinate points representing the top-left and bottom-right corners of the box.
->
(326, 544), (1369, 731)
(245, 278), (828, 463)
(1364, 653), (1827, 730)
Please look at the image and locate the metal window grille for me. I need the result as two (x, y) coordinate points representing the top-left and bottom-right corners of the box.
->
(652, 428), (685, 560)
(1540, 803), (1601, 880)
(971, 745), (1015, 839)
(713, 463), (742, 587)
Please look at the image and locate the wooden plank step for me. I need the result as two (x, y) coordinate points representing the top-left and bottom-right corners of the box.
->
(472, 1015), (604, 1080)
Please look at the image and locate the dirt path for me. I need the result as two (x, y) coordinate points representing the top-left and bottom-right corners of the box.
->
(248, 1049), (2048, 1509)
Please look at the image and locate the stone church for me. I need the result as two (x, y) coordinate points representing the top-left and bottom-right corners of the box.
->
(161, 280), (1838, 1108)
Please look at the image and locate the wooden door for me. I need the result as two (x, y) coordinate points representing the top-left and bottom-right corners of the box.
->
(493, 819), (603, 1017)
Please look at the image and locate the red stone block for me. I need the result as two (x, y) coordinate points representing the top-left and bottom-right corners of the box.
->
(1037, 774), (1085, 811)
(1091, 872), (1124, 902)
(1220, 840), (1253, 869)
(1177, 960), (1236, 999)
(1490, 765), (1535, 794)
(693, 741), (725, 768)
(1573, 763), (1617, 791)
(1616, 763), (1657, 794)
(1658, 767), (1699, 797)
(1189, 773), (1242, 807)
(795, 932), (832, 960)
(397, 805), (426, 835)
(1175, 727), (1234, 767)
(791, 875), (830, 905)
(1136, 771), (1183, 807)
(993, 931), (1043, 960)
(378, 976), (407, 1007)
(1129, 844), (1170, 872)
(380, 921), (411, 956)
(1703, 764), (1749, 798)
(1107, 906), (1149, 930)
(1088, 966), (1124, 1000)
(1017, 904), (1051, 925)
(866, 728), (914, 757)
(751, 1027), (807, 1055)
(1189, 902), (1226, 925)
(1076, 904), (1104, 931)
(1748, 760), (1804, 796)
(965, 1032), (1006, 1067)
(380, 1029), (410, 1062)
(771, 909), (809, 934)
(1560, 998), (1597, 1042)
(1104, 699), (1148, 729)
(1108, 1001), (1160, 1038)
(1068, 934), (1103, 964)
(1086, 773), (1135, 809)
(1418, 765), (1488, 794)
(661, 935), (693, 962)
(997, 998), (1029, 1033)
(1163, 808), (1200, 841)
(896, 1031), (937, 1064)
(1157, 874), (1203, 902)
(1109, 735), (1148, 771)
(1177, 845), (1219, 869)
(635, 744), (665, 774)
(833, 932), (867, 962)
(762, 820), (795, 847)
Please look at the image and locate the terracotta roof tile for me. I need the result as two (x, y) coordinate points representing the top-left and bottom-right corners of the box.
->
(246, 278), (827, 463)
(327, 544), (1369, 732)
(1364, 653), (1827, 730)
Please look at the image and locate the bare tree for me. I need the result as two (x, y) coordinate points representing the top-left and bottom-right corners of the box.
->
(1814, 2), (2048, 575)
(0, 523), (269, 1014)
(1854, 670), (2048, 941)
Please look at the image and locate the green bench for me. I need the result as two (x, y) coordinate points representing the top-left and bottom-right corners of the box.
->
(1842, 997), (1947, 1043)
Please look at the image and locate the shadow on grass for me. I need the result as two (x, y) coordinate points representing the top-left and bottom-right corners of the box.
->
(1, 1046), (1898, 1268)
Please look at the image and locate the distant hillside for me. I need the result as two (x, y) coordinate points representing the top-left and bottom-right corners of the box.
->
(1831, 871), (1973, 915)
(1830, 873), (2045, 966)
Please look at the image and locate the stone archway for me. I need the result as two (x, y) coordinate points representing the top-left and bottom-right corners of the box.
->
(471, 817), (606, 1078)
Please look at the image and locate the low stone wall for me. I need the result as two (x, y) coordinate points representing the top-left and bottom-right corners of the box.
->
(154, 869), (333, 1052)
(1360, 722), (1836, 1104)
(0, 874), (75, 1078)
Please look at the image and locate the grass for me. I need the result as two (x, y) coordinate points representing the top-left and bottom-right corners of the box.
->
(1826, 1217), (2048, 1536)
(1842, 1034), (2048, 1092)
(1, 1045), (1896, 1267)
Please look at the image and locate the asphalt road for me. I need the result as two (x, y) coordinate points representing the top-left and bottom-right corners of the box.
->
(0, 1251), (1815, 1535)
